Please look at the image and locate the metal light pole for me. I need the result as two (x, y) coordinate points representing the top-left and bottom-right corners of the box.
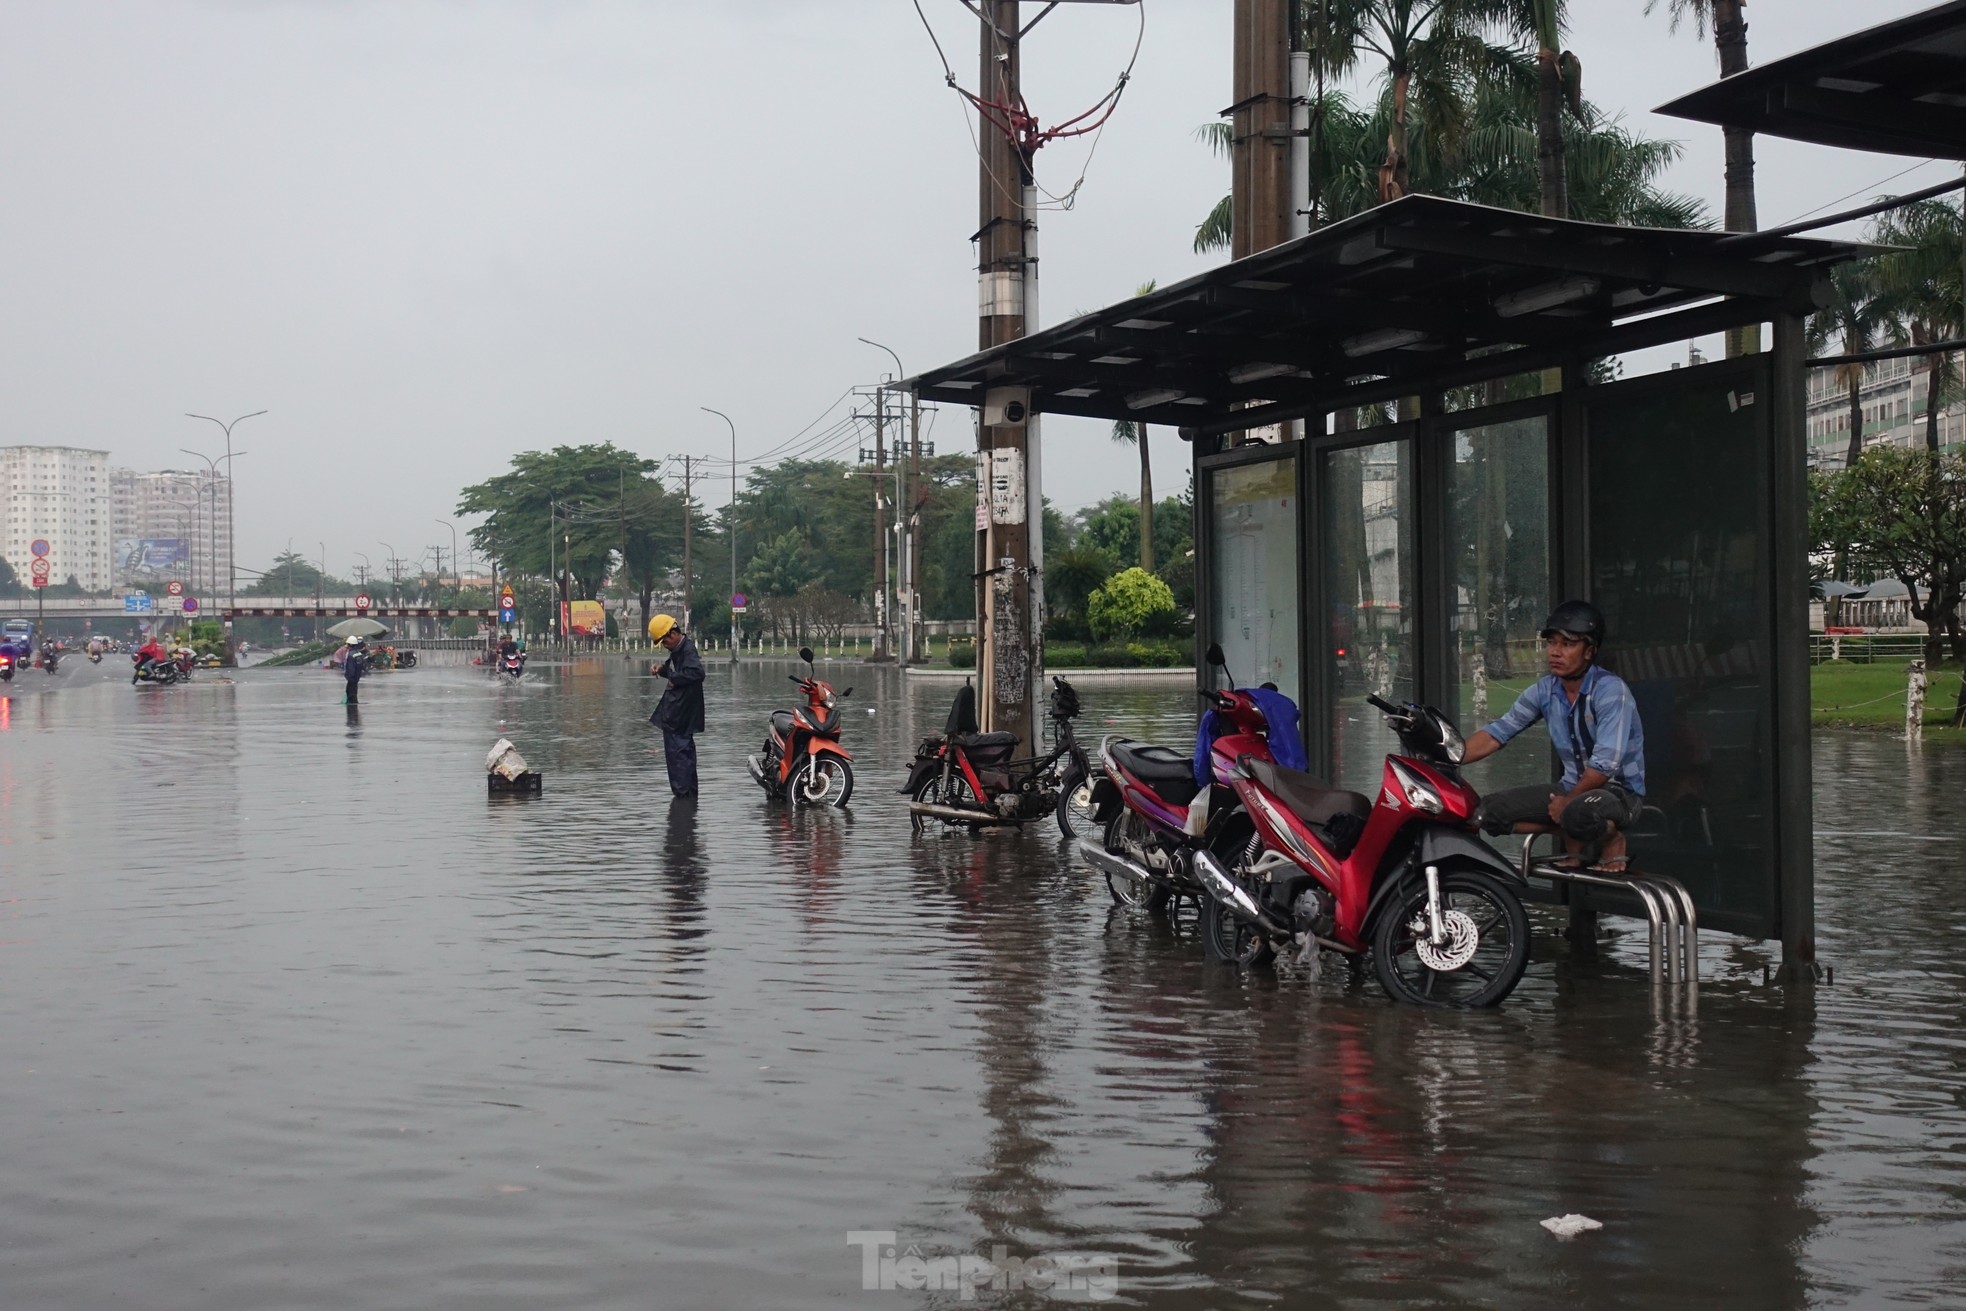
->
(317, 541), (326, 642)
(379, 542), (399, 606)
(186, 411), (264, 661)
(858, 338), (914, 663)
(435, 518), (460, 601)
(702, 407), (738, 663)
(354, 551), (370, 589)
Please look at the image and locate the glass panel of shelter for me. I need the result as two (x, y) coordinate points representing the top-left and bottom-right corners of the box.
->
(1321, 437), (1416, 785)
(1207, 454), (1301, 695)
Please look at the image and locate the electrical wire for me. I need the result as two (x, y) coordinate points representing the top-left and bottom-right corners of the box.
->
(1774, 157), (1950, 229)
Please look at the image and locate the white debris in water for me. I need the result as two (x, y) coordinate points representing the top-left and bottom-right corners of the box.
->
(486, 738), (530, 780)
(1540, 1214), (1603, 1238)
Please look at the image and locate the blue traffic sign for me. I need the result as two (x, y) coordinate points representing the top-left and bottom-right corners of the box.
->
(499, 607), (516, 624)
(123, 594), (153, 614)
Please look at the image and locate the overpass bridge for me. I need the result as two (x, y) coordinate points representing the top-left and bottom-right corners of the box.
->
(0, 596), (494, 621)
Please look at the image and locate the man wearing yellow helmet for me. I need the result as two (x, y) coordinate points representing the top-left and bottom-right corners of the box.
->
(647, 614), (704, 798)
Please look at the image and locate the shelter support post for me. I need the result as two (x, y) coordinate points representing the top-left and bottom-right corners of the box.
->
(1771, 310), (1817, 980)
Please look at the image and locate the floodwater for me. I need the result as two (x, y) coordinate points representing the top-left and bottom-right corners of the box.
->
(0, 655), (1961, 1309)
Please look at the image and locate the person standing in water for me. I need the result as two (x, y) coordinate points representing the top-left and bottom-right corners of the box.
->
(647, 614), (704, 798)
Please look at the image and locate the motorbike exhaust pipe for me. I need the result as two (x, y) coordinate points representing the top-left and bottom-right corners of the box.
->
(745, 755), (768, 787)
(907, 801), (1016, 826)
(1192, 851), (1294, 939)
(1075, 838), (1154, 886)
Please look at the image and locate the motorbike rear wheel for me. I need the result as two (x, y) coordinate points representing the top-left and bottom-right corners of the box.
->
(1200, 895), (1277, 968)
(1370, 867), (1529, 1008)
(911, 773), (980, 835)
(1054, 762), (1098, 841)
(792, 756), (854, 808)
(1101, 811), (1172, 913)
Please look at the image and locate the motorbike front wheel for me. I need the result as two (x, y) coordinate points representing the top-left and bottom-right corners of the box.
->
(792, 756), (854, 808)
(1054, 762), (1098, 841)
(1371, 868), (1529, 1008)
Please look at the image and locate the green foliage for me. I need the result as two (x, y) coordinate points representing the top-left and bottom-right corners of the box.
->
(1088, 567), (1176, 642)
(746, 529), (819, 597)
(948, 637), (977, 668)
(1869, 198), (1964, 451)
(243, 551), (355, 599)
(1045, 640), (1189, 669)
(1047, 540), (1118, 623)
(258, 640), (336, 668)
(1812, 447), (1966, 671)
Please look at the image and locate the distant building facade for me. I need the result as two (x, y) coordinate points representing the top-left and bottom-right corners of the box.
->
(1806, 351), (1965, 468)
(0, 445), (115, 591)
(109, 468), (233, 599)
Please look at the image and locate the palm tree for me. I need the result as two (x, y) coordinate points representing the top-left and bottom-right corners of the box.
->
(1493, 0), (1580, 217)
(1109, 280), (1160, 570)
(1872, 199), (1965, 453)
(1646, 0), (1756, 351)
(1806, 261), (1889, 468)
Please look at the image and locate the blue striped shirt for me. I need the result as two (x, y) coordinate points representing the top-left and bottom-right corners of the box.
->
(1481, 664), (1646, 796)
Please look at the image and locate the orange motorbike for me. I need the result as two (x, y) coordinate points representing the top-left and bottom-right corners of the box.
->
(747, 646), (855, 807)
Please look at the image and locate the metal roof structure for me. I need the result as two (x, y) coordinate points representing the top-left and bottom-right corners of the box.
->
(908, 195), (1866, 435)
(1655, 1), (1966, 160)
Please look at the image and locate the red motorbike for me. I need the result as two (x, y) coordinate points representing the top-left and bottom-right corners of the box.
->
(1192, 675), (1531, 1007)
(746, 646), (855, 807)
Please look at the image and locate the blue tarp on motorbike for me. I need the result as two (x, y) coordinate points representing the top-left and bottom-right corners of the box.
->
(1194, 688), (1308, 787)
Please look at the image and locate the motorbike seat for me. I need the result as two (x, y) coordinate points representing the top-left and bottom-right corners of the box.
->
(954, 731), (1019, 751)
(1245, 758), (1370, 828)
(770, 710), (797, 737)
(1110, 741), (1202, 806)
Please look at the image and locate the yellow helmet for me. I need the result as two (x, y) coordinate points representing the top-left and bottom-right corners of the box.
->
(647, 613), (678, 643)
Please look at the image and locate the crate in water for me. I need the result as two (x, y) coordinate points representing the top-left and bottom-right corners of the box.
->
(488, 770), (543, 795)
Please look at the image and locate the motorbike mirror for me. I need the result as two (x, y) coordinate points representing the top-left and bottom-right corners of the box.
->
(799, 646), (814, 665)
(840, 687), (853, 697)
(1205, 643), (1225, 667)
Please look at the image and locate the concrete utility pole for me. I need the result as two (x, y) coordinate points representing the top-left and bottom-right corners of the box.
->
(702, 408), (738, 662)
(873, 387), (891, 660)
(676, 455), (697, 633)
(1230, 0), (1293, 260)
(975, 0), (1043, 743)
(859, 338), (920, 664)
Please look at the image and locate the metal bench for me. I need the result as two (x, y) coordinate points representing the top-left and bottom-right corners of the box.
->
(1517, 831), (1698, 990)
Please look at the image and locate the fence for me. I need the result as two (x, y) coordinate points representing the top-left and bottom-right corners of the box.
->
(1810, 633), (1928, 665)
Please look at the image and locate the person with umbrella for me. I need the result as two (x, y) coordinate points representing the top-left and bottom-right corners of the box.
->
(647, 614), (704, 798)
(343, 635), (370, 705)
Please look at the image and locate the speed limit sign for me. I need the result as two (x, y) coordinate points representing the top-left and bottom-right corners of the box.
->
(354, 593), (373, 610)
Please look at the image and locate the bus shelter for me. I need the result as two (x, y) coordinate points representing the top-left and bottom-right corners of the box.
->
(911, 195), (1867, 963)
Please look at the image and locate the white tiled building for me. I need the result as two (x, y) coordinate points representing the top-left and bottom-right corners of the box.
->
(109, 468), (233, 597)
(1806, 351), (1965, 468)
(0, 445), (114, 591)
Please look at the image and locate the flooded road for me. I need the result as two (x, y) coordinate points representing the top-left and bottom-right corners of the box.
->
(1, 656), (1962, 1308)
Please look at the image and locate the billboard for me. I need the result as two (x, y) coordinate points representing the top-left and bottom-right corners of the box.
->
(566, 600), (607, 636)
(117, 538), (188, 580)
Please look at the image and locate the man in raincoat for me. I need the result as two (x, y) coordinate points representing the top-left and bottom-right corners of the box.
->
(343, 636), (370, 705)
(647, 614), (704, 798)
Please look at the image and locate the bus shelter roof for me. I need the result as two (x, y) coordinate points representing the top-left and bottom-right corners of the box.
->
(1655, 1), (1966, 160)
(906, 195), (1867, 435)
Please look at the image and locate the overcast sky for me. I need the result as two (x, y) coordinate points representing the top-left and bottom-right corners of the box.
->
(0, 0), (1954, 579)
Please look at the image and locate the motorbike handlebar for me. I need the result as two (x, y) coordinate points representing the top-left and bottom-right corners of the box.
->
(1365, 693), (1405, 716)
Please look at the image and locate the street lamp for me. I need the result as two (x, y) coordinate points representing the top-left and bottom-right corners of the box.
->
(435, 518), (459, 601)
(379, 542), (399, 606)
(702, 406), (738, 663)
(859, 337), (916, 663)
(178, 446), (242, 608)
(186, 410), (264, 657)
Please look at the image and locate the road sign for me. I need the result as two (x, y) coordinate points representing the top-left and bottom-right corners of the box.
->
(30, 559), (51, 579)
(499, 607), (516, 624)
(166, 580), (184, 597)
(182, 597), (199, 614)
(123, 595), (153, 614)
(31, 575), (47, 589)
(731, 592), (748, 608)
(29, 539), (49, 558)
(354, 593), (373, 610)
(500, 591), (516, 607)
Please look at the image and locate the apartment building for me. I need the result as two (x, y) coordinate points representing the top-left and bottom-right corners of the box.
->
(1805, 351), (1965, 468)
(0, 445), (115, 591)
(109, 467), (233, 596)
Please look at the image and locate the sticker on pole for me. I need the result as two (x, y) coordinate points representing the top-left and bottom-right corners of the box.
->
(355, 593), (373, 610)
(167, 580), (184, 597)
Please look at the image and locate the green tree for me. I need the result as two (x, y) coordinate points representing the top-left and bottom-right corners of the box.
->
(1046, 541), (1118, 627)
(1088, 566), (1177, 643)
(1817, 447), (1966, 677)
(0, 555), (18, 597)
(1806, 261), (1889, 469)
(242, 551), (354, 599)
(458, 443), (663, 605)
(746, 529), (819, 598)
(1871, 198), (1964, 454)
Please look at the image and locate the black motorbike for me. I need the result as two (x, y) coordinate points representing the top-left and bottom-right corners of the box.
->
(900, 677), (1097, 837)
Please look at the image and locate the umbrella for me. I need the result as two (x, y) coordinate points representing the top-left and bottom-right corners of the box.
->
(327, 618), (390, 639)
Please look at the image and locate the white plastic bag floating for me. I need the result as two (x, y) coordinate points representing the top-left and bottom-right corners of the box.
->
(1540, 1214), (1603, 1238)
(486, 738), (531, 781)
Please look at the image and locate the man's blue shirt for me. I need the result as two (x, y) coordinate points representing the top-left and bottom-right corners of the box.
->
(1480, 664), (1646, 795)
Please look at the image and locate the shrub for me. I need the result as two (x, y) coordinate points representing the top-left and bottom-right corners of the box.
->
(949, 637), (977, 668)
(1087, 567), (1176, 643)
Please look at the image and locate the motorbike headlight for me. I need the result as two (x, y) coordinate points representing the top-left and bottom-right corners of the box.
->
(1388, 759), (1443, 814)
(824, 697), (835, 708)
(1439, 717), (1466, 764)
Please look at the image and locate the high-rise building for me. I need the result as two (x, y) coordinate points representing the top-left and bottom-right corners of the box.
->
(1806, 351), (1965, 468)
(108, 468), (233, 598)
(0, 445), (115, 591)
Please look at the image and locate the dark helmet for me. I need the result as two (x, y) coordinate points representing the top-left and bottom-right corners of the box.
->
(1540, 600), (1605, 645)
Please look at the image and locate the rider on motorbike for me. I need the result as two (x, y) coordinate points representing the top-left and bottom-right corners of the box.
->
(133, 636), (168, 682)
(1462, 600), (1646, 873)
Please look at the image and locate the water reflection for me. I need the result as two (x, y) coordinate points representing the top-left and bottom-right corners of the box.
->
(0, 662), (1960, 1307)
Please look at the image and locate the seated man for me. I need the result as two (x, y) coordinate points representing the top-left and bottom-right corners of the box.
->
(1463, 601), (1645, 873)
